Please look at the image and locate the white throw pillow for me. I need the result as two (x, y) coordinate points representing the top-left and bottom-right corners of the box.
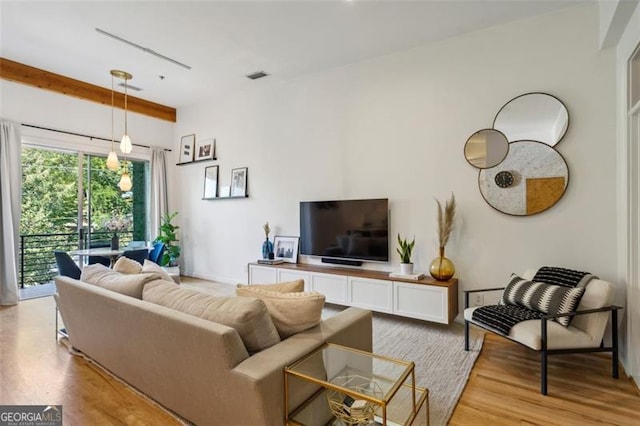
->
(142, 259), (174, 283)
(236, 286), (325, 339)
(113, 256), (143, 274)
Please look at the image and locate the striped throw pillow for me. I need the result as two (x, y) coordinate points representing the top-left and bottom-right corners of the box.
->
(500, 274), (585, 327)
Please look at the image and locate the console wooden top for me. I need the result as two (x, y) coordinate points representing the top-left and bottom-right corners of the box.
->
(249, 262), (457, 288)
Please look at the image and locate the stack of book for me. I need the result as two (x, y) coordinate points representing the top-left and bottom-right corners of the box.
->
(388, 272), (425, 280)
(257, 259), (284, 265)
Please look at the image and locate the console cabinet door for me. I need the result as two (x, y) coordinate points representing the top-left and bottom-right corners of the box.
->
(277, 269), (311, 291)
(248, 265), (278, 284)
(310, 272), (348, 304)
(348, 277), (393, 313)
(393, 282), (448, 324)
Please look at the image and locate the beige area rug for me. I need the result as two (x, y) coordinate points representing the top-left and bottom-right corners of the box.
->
(323, 304), (484, 426)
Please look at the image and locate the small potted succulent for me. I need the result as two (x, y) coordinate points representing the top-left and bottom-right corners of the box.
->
(397, 234), (415, 275)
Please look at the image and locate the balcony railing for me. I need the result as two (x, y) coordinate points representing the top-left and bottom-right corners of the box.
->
(18, 231), (133, 288)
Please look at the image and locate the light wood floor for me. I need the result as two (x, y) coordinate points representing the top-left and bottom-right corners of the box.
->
(2, 279), (639, 425)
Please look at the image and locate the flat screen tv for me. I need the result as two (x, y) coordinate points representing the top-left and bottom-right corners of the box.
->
(299, 198), (389, 265)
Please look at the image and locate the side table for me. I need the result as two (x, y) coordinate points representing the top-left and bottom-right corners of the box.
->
(285, 343), (428, 425)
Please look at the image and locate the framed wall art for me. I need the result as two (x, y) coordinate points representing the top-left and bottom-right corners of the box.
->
(179, 134), (196, 164)
(203, 165), (218, 199)
(230, 167), (248, 197)
(195, 138), (216, 161)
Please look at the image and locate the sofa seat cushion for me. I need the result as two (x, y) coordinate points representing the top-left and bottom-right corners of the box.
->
(236, 279), (304, 293)
(236, 286), (325, 339)
(80, 264), (162, 299)
(464, 306), (596, 350)
(143, 281), (280, 353)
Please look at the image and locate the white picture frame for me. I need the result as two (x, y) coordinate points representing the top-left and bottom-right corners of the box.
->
(195, 138), (216, 161)
(273, 236), (299, 263)
(179, 134), (195, 164)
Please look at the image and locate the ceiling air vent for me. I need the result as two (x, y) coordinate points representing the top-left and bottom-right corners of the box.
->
(246, 71), (269, 80)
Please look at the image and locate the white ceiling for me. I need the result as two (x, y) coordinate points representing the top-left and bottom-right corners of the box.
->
(1, 1), (582, 109)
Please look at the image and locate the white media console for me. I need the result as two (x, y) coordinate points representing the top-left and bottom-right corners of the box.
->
(248, 263), (458, 324)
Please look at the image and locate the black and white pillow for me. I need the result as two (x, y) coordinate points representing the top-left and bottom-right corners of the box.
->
(500, 274), (585, 327)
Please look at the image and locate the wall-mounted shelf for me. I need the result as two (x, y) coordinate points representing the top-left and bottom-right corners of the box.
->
(176, 158), (217, 166)
(202, 195), (249, 201)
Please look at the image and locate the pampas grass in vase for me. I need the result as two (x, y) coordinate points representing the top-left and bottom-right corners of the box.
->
(430, 194), (456, 281)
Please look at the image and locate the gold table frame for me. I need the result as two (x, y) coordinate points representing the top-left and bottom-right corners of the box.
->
(285, 343), (429, 425)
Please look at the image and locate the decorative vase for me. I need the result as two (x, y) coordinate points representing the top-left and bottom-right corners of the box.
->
(262, 238), (274, 259)
(111, 234), (119, 250)
(429, 246), (455, 281)
(400, 263), (414, 275)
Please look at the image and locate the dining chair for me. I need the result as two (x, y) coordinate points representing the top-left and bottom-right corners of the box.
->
(54, 250), (81, 280)
(88, 241), (111, 267)
(123, 248), (150, 265)
(148, 242), (166, 265)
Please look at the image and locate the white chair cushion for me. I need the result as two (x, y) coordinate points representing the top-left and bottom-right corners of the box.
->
(465, 306), (596, 350)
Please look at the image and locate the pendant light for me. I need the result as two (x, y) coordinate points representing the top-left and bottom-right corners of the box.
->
(106, 72), (120, 170)
(110, 70), (133, 154)
(119, 160), (133, 191)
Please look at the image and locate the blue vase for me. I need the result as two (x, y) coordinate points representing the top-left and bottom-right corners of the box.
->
(262, 238), (273, 259)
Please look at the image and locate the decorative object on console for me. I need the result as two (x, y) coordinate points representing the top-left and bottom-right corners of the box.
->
(273, 236), (299, 263)
(430, 194), (456, 281)
(203, 165), (218, 199)
(178, 134), (195, 164)
(396, 234), (415, 275)
(153, 212), (181, 266)
(262, 221), (274, 259)
(326, 375), (382, 424)
(465, 92), (570, 216)
(230, 167), (248, 197)
(194, 138), (216, 161)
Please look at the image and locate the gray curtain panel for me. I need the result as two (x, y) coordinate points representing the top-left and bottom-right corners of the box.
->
(0, 120), (22, 305)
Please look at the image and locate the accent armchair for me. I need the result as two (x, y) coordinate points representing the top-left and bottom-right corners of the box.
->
(463, 269), (621, 395)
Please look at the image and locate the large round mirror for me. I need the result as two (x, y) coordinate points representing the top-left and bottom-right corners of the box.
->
(493, 93), (569, 147)
(464, 129), (509, 169)
(478, 141), (569, 216)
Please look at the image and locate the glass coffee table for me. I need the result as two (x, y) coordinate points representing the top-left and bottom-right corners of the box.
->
(285, 343), (428, 425)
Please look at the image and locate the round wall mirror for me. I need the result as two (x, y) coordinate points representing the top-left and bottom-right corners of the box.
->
(478, 141), (569, 216)
(464, 129), (509, 169)
(493, 93), (569, 147)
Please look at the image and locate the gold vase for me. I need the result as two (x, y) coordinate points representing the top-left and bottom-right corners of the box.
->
(429, 246), (455, 281)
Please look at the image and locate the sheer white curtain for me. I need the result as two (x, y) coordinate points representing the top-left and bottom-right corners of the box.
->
(0, 120), (22, 305)
(150, 148), (168, 241)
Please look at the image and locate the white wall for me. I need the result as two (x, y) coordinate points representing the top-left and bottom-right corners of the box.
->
(0, 80), (174, 150)
(615, 0), (640, 387)
(175, 5), (617, 304)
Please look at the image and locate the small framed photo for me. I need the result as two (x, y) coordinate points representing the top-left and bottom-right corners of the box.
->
(195, 138), (216, 161)
(203, 165), (218, 199)
(273, 236), (299, 263)
(230, 167), (248, 197)
(179, 134), (196, 164)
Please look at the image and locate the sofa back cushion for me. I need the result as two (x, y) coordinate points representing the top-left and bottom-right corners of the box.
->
(113, 256), (143, 274)
(143, 281), (281, 353)
(80, 264), (162, 299)
(236, 286), (325, 339)
(141, 259), (174, 283)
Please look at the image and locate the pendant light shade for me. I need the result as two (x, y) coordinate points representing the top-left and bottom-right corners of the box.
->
(110, 70), (133, 154)
(106, 151), (119, 170)
(119, 170), (132, 191)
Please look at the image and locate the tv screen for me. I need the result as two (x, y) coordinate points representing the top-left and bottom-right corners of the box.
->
(300, 198), (389, 263)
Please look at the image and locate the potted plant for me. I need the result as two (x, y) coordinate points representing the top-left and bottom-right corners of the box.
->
(154, 212), (181, 266)
(397, 234), (415, 275)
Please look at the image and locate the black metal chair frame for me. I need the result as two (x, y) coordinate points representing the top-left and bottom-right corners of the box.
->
(463, 287), (622, 395)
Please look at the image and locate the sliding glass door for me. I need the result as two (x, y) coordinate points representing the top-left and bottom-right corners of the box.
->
(19, 145), (148, 287)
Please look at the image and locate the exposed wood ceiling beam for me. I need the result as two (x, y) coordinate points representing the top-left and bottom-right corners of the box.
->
(0, 57), (176, 122)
